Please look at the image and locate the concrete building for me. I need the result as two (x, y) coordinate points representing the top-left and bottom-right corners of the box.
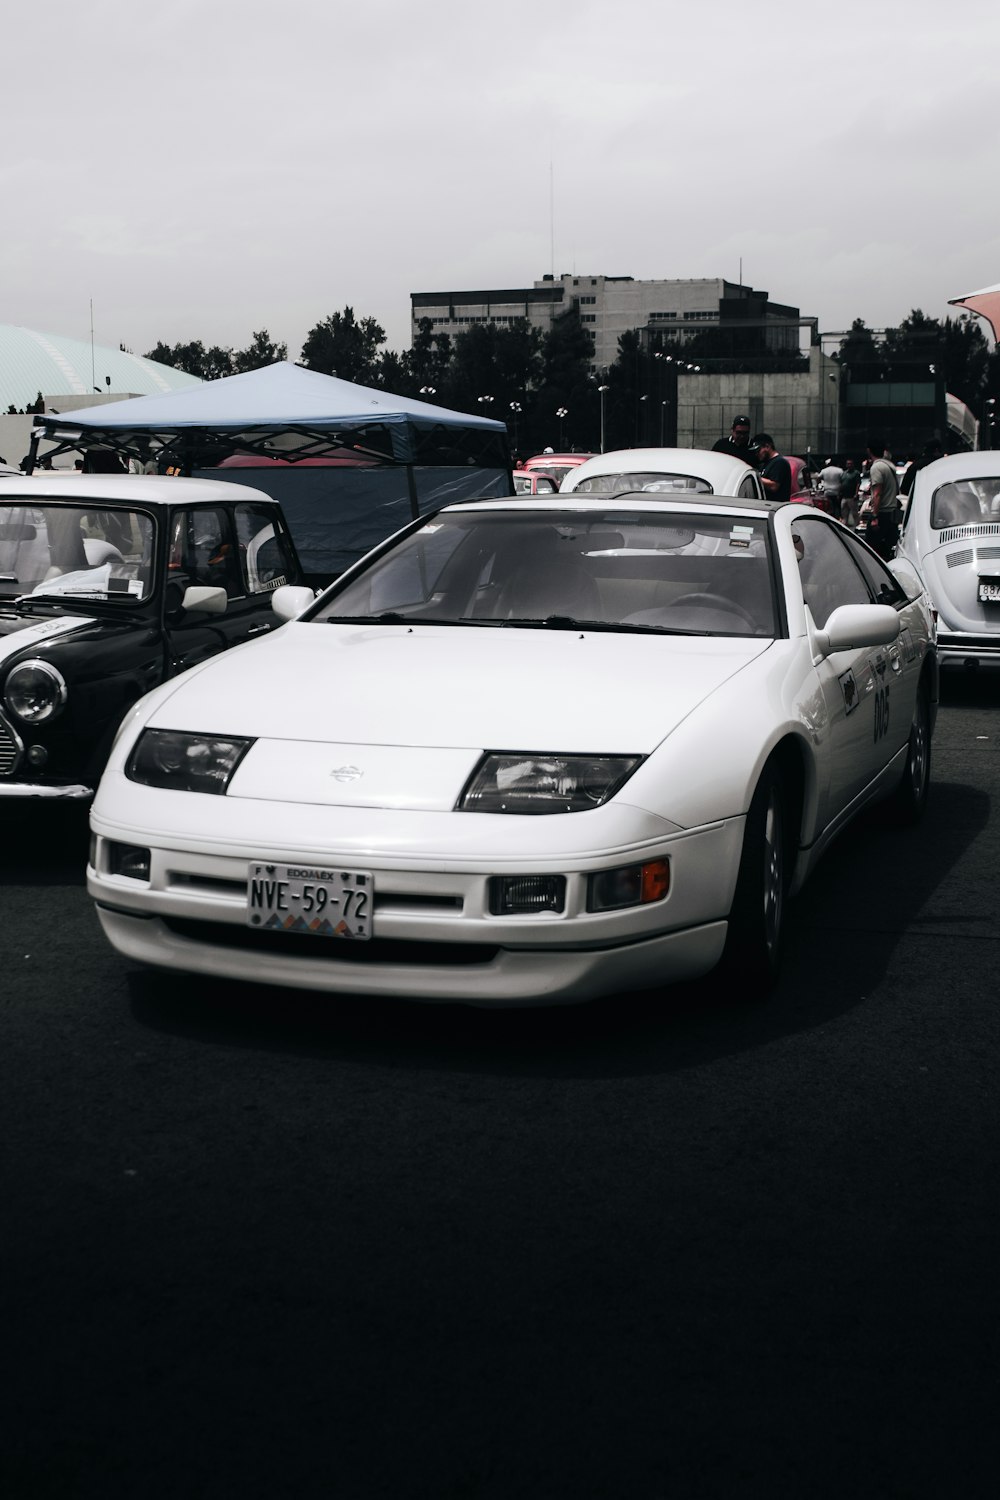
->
(411, 273), (803, 371)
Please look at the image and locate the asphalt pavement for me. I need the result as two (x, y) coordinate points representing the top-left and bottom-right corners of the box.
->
(2, 674), (999, 1499)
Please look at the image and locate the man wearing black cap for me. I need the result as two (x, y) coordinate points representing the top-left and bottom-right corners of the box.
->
(712, 415), (755, 463)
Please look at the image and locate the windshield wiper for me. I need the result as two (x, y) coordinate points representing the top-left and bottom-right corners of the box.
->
(495, 615), (711, 635)
(14, 593), (134, 616)
(324, 612), (469, 626)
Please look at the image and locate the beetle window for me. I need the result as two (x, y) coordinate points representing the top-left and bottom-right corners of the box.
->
(930, 478), (1000, 529)
(571, 472), (713, 496)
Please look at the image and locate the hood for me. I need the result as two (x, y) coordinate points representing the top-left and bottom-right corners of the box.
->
(142, 621), (771, 810)
(0, 612), (93, 665)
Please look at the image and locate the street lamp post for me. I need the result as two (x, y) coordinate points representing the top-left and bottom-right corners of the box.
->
(597, 384), (609, 453)
(637, 393), (648, 446)
(509, 400), (522, 454)
(556, 406), (568, 447)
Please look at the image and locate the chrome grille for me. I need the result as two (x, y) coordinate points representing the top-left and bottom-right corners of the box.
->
(0, 711), (23, 776)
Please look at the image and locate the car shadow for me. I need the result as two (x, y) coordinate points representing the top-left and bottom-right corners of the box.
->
(127, 776), (989, 1080)
(0, 804), (91, 886)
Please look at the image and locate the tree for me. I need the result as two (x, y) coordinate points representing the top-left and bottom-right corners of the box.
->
(232, 329), (287, 374)
(300, 307), (386, 383)
(142, 340), (233, 379)
(409, 317), (454, 398)
(528, 310), (595, 451)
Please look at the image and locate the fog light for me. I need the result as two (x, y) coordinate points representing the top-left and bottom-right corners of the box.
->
(108, 842), (151, 881)
(489, 874), (566, 915)
(27, 745), (48, 767)
(588, 859), (670, 912)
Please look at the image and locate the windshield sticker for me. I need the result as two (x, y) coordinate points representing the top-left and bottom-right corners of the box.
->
(127, 579), (145, 598)
(839, 668), (859, 716)
(729, 525), (755, 549)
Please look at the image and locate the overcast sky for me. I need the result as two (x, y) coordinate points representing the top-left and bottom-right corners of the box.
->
(3, 0), (997, 362)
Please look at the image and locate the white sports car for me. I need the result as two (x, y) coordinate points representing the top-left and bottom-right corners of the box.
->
(88, 479), (937, 1007)
(896, 450), (1000, 666)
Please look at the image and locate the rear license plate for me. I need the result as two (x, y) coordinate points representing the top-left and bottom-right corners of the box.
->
(979, 579), (1000, 603)
(247, 862), (372, 939)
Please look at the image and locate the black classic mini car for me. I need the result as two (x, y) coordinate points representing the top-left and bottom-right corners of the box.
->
(0, 475), (303, 799)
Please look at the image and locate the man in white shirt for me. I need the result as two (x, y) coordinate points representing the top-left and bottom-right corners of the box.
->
(818, 458), (844, 519)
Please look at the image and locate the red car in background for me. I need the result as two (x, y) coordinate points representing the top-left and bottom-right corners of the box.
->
(520, 452), (594, 489)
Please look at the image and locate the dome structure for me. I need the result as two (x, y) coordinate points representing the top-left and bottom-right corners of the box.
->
(0, 324), (201, 413)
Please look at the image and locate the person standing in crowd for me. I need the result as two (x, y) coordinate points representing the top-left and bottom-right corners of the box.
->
(754, 434), (791, 503)
(712, 415), (755, 463)
(865, 437), (900, 559)
(840, 458), (861, 529)
(818, 457), (844, 519)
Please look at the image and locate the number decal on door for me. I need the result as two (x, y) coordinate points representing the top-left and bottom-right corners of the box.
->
(874, 684), (890, 743)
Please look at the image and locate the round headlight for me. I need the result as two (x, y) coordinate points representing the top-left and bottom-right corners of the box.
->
(3, 659), (68, 724)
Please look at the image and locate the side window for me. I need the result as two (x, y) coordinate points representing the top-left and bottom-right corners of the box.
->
(169, 509), (242, 598)
(792, 518), (870, 629)
(841, 531), (907, 607)
(234, 505), (295, 594)
(738, 472), (762, 500)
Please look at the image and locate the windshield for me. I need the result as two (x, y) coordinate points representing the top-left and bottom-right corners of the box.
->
(930, 477), (1000, 530)
(569, 471), (714, 497)
(315, 508), (776, 637)
(0, 502), (155, 602)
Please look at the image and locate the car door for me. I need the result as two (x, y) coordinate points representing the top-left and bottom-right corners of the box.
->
(165, 504), (272, 674)
(790, 515), (895, 821)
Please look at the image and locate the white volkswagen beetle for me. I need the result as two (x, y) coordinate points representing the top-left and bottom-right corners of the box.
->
(88, 489), (936, 1007)
(897, 451), (1000, 667)
(560, 447), (764, 501)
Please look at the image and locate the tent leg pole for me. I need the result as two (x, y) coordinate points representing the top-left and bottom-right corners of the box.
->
(405, 464), (420, 520)
(26, 432), (40, 474)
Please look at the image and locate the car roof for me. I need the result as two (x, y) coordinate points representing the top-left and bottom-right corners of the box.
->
(912, 451), (1000, 493)
(559, 446), (755, 496)
(0, 474), (274, 507)
(445, 492), (779, 521)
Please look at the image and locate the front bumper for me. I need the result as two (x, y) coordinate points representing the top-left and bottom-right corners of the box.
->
(88, 804), (744, 1006)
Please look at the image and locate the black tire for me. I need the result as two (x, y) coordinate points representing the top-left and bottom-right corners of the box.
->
(721, 766), (788, 1000)
(886, 685), (931, 825)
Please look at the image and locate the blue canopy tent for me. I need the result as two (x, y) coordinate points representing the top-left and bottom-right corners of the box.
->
(30, 362), (512, 578)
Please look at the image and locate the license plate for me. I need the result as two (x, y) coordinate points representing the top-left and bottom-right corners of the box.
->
(978, 579), (1000, 603)
(247, 862), (372, 939)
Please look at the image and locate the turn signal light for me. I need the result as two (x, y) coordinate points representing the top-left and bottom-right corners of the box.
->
(588, 859), (670, 912)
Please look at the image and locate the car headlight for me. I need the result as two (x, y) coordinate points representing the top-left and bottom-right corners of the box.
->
(458, 753), (642, 814)
(125, 729), (254, 794)
(3, 659), (68, 724)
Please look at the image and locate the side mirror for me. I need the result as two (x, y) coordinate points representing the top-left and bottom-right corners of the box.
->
(271, 584), (316, 622)
(181, 585), (228, 616)
(816, 603), (900, 655)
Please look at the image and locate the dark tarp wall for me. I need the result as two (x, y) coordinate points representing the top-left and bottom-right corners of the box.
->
(193, 464), (512, 579)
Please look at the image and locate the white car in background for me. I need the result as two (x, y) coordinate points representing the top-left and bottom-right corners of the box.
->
(560, 447), (764, 502)
(897, 451), (1000, 667)
(88, 489), (936, 1008)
